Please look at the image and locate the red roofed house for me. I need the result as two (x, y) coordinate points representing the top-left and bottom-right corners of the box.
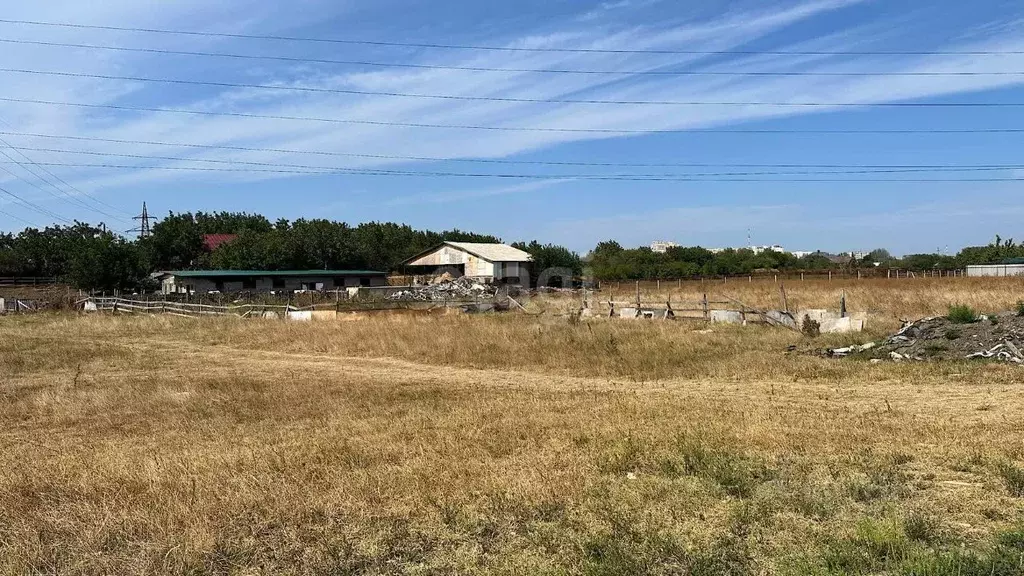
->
(203, 234), (238, 252)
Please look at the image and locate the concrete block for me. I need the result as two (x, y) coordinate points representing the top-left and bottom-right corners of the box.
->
(711, 310), (744, 324)
(820, 317), (865, 334)
(311, 310), (337, 321)
(766, 310), (798, 328)
(287, 310), (313, 322)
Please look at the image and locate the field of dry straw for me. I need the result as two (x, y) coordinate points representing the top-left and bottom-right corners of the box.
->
(2, 278), (1024, 575)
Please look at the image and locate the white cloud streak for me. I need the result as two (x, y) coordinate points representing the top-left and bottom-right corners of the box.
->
(0, 0), (1023, 225)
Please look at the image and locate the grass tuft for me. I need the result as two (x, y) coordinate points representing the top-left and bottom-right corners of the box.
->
(948, 304), (979, 324)
(995, 461), (1024, 497)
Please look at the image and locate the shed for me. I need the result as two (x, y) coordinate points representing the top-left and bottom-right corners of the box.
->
(401, 242), (533, 283)
(967, 263), (1024, 277)
(155, 270), (387, 294)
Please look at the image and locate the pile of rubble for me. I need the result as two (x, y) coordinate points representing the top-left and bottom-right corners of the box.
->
(827, 313), (1024, 364)
(387, 276), (497, 302)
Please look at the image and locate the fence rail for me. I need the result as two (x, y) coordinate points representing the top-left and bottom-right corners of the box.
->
(0, 276), (57, 286)
(84, 295), (494, 319)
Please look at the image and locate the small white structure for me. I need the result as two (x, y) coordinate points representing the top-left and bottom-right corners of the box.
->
(650, 241), (680, 253)
(967, 264), (1024, 277)
(402, 241), (532, 283)
(751, 245), (785, 255)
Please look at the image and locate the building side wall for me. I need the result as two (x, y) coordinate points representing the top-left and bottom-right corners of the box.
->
(967, 264), (1024, 277)
(162, 274), (386, 293)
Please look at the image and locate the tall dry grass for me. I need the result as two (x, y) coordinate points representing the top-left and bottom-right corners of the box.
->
(589, 277), (1024, 319)
(2, 280), (1024, 575)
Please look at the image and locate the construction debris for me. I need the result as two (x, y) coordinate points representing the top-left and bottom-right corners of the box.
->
(387, 277), (497, 301)
(826, 313), (1024, 364)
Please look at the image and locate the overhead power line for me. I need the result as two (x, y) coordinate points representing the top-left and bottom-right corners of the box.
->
(5, 160), (1024, 182)
(4, 67), (1024, 107)
(9, 143), (1024, 173)
(0, 177), (73, 223)
(1, 37), (1021, 77)
(0, 207), (40, 228)
(0, 129), (132, 223)
(0, 150), (98, 221)
(5, 97), (1024, 135)
(1, 18), (1023, 56)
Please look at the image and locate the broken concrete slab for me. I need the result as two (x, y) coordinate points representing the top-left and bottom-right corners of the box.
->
(710, 310), (745, 325)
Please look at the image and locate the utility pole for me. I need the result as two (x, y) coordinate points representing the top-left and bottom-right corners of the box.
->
(129, 202), (152, 238)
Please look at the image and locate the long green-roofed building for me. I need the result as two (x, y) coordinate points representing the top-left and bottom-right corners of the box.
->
(155, 270), (388, 294)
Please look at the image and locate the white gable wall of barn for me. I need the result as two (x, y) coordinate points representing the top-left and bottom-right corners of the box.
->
(407, 245), (496, 278)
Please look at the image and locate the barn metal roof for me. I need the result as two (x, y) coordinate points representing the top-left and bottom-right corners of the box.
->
(444, 242), (532, 262)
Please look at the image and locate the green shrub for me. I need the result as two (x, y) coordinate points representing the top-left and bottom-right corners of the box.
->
(948, 304), (979, 324)
(1016, 300), (1024, 317)
(995, 461), (1024, 497)
(944, 329), (961, 341)
(802, 315), (821, 338)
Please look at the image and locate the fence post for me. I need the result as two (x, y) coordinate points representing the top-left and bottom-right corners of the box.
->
(702, 293), (709, 322)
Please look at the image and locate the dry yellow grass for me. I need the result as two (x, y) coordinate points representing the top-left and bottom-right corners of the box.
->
(590, 277), (1024, 319)
(2, 279), (1024, 575)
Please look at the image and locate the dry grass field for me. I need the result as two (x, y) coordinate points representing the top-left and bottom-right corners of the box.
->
(2, 278), (1024, 575)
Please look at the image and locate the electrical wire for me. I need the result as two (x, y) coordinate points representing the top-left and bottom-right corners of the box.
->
(0, 176), (73, 223)
(8, 144), (1024, 173)
(0, 37), (1020, 77)
(1, 18), (1023, 56)
(4, 97), (1022, 134)
(0, 128), (133, 223)
(4, 160), (1024, 181)
(4, 67), (1024, 106)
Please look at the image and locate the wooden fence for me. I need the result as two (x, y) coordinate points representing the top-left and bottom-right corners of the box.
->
(84, 295), (497, 319)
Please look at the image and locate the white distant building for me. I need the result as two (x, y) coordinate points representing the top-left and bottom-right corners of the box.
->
(750, 245), (785, 255)
(849, 251), (870, 260)
(791, 251), (815, 259)
(650, 241), (680, 253)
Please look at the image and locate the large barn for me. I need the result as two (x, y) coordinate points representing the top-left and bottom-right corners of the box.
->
(401, 242), (533, 284)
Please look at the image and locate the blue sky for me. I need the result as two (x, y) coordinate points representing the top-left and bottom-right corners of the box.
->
(0, 0), (1023, 254)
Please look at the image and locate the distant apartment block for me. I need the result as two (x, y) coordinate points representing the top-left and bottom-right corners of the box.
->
(750, 245), (785, 255)
(650, 241), (681, 253)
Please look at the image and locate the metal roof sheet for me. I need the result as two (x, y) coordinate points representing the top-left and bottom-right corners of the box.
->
(444, 242), (533, 262)
(202, 234), (238, 251)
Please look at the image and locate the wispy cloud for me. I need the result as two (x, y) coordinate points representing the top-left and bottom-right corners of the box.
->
(1, 0), (1024, 223)
(384, 178), (572, 206)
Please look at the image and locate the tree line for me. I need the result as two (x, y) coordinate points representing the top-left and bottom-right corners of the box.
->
(0, 211), (1019, 290)
(585, 241), (1024, 280)
(0, 212), (584, 291)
